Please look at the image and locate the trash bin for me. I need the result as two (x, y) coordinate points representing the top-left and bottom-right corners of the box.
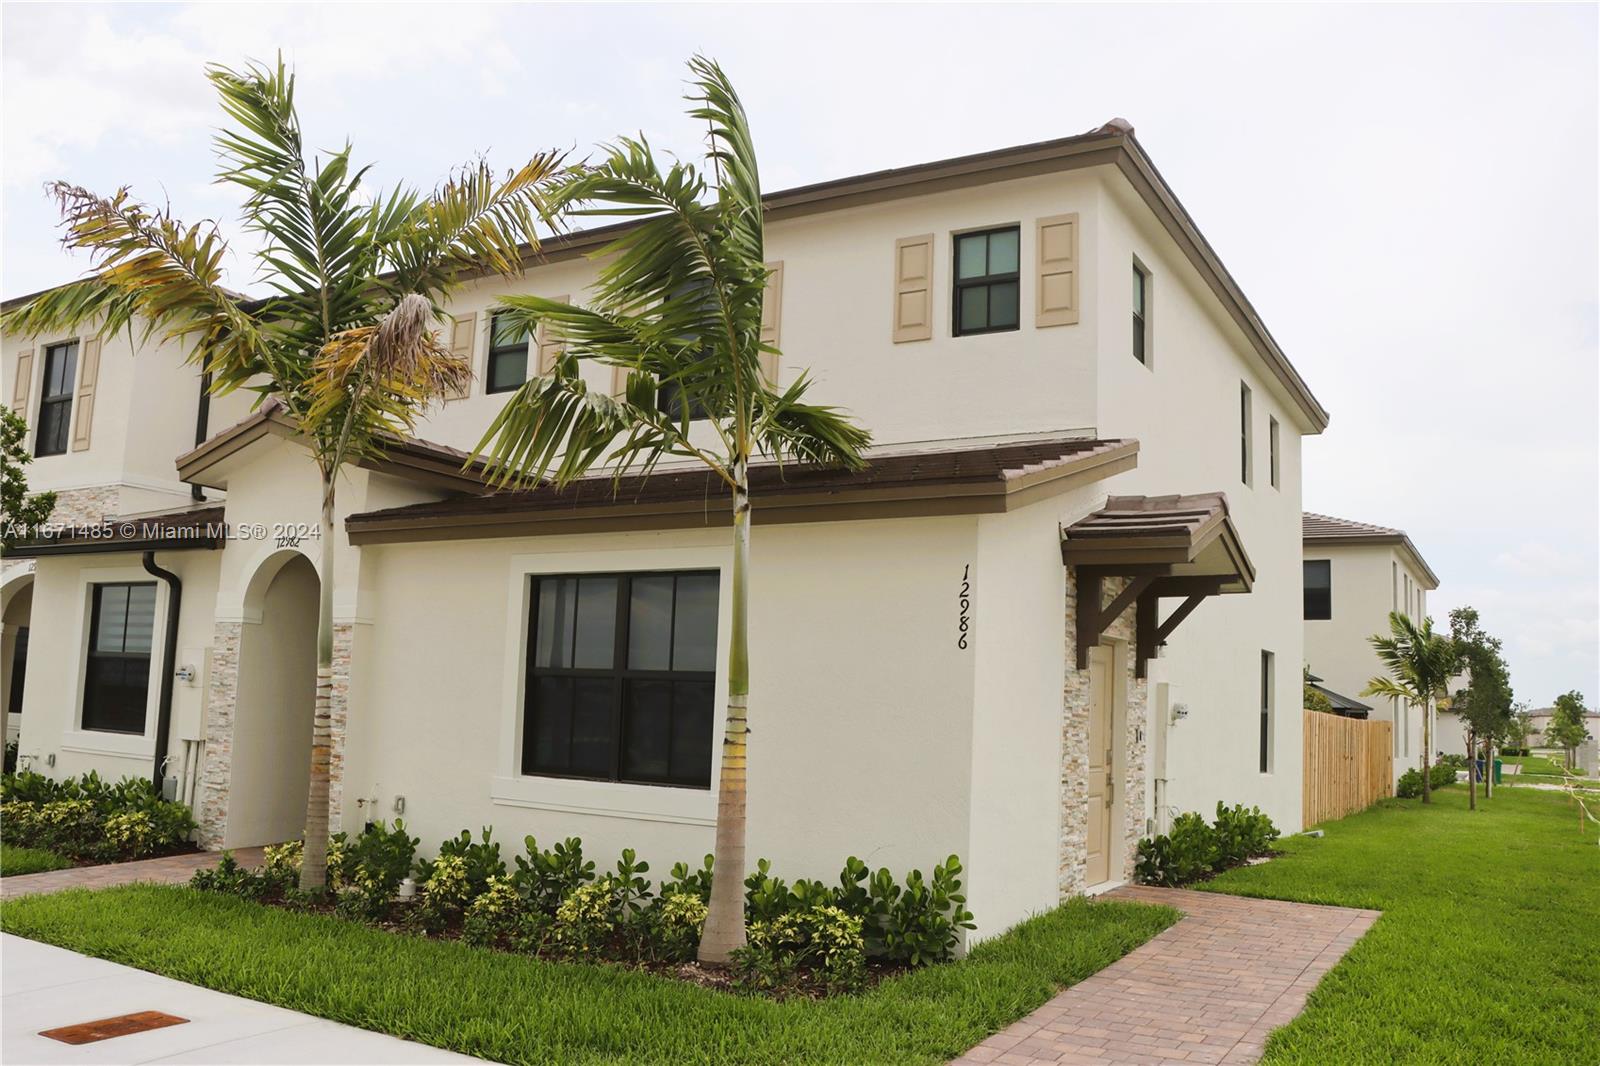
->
(1493, 758), (1503, 784)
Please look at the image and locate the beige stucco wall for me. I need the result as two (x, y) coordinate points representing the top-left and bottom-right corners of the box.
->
(1303, 541), (1438, 778)
(2, 326), (253, 519)
(1088, 182), (1308, 833)
(6, 545), (223, 783)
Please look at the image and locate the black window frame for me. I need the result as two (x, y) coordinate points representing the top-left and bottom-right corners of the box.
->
(1303, 559), (1332, 620)
(485, 312), (531, 395)
(1132, 261), (1149, 364)
(522, 570), (719, 789)
(952, 225), (1022, 337)
(1240, 381), (1253, 485)
(1268, 416), (1280, 488)
(1259, 650), (1274, 774)
(82, 582), (157, 735)
(34, 340), (78, 457)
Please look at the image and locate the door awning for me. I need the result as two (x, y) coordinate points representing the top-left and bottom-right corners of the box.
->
(1060, 493), (1255, 678)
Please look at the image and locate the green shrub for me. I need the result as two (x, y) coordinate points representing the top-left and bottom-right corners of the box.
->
(1212, 802), (1280, 865)
(411, 853), (473, 932)
(861, 855), (975, 965)
(191, 851), (266, 898)
(644, 890), (708, 962)
(1436, 753), (1469, 772)
(417, 827), (504, 899)
(734, 904), (868, 994)
(0, 772), (195, 862)
(510, 835), (595, 913)
(462, 874), (524, 948)
(1397, 768), (1423, 798)
(335, 821), (419, 919)
(552, 874), (623, 959)
(1136, 811), (1219, 886)
(661, 853), (714, 904)
(744, 858), (792, 922)
(261, 840), (303, 891)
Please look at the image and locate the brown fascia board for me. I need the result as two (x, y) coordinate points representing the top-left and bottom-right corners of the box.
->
(175, 406), (490, 494)
(1302, 531), (1439, 589)
(345, 440), (1139, 546)
(7, 128), (1329, 431)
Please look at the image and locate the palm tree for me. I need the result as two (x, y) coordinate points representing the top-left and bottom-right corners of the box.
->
(473, 56), (871, 964)
(2, 57), (563, 889)
(1363, 611), (1456, 804)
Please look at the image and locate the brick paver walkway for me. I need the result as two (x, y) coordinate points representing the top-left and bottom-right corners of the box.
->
(954, 885), (1379, 1065)
(0, 847), (263, 899)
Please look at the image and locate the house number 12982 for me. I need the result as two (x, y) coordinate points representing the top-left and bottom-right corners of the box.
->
(957, 565), (972, 649)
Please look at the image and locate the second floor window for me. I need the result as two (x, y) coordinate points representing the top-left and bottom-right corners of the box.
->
(35, 340), (78, 457)
(953, 226), (1020, 336)
(83, 582), (157, 734)
(523, 570), (719, 788)
(1303, 560), (1332, 620)
(1132, 262), (1149, 364)
(486, 313), (529, 394)
(1239, 382), (1253, 485)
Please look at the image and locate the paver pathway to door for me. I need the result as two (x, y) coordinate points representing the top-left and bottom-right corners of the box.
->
(954, 885), (1379, 1066)
(0, 847), (265, 900)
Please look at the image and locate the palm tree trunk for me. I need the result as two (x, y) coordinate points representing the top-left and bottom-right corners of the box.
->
(699, 465), (750, 966)
(298, 486), (337, 891)
(1421, 697), (1433, 804)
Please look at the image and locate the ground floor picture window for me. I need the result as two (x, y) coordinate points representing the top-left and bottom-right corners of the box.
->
(7, 626), (27, 715)
(523, 570), (719, 788)
(83, 582), (157, 734)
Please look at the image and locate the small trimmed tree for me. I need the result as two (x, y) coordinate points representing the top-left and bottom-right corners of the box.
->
(1547, 690), (1591, 770)
(1, 409), (57, 548)
(1449, 606), (1512, 808)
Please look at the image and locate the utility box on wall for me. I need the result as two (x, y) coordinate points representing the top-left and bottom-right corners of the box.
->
(172, 645), (211, 741)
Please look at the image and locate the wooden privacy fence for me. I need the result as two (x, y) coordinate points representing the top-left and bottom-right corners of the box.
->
(1303, 710), (1393, 827)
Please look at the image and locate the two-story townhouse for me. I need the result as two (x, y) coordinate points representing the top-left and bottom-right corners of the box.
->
(2, 120), (1326, 938)
(1302, 513), (1441, 779)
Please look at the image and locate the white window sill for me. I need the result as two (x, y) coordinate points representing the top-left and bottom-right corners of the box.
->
(60, 730), (155, 759)
(489, 774), (715, 827)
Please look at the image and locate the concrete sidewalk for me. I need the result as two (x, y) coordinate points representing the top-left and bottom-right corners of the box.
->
(0, 934), (486, 1064)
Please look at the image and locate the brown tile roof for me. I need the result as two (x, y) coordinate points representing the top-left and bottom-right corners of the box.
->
(1061, 492), (1255, 592)
(1302, 512), (1405, 539)
(4, 504), (227, 558)
(345, 437), (1139, 544)
(177, 398), (488, 492)
(1302, 511), (1439, 588)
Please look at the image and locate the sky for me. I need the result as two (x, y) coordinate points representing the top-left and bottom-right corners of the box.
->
(3, 3), (1596, 707)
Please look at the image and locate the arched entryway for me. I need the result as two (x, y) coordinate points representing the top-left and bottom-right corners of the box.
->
(227, 551), (318, 846)
(2, 572), (33, 755)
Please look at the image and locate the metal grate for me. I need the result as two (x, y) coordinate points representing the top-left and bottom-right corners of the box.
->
(40, 1011), (189, 1045)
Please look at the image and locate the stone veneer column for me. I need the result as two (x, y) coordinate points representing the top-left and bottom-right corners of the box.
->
(1059, 576), (1151, 895)
(197, 622), (242, 849)
(1059, 577), (1091, 899)
(328, 623), (354, 831)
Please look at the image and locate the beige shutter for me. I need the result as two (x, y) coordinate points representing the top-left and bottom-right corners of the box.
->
(70, 336), (100, 451)
(9, 349), (34, 415)
(535, 296), (569, 376)
(892, 235), (934, 343)
(759, 262), (783, 382)
(1035, 213), (1080, 327)
(447, 312), (477, 400)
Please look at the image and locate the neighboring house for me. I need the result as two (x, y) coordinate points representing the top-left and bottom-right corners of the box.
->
(1302, 513), (1440, 780)
(1521, 707), (1600, 748)
(2, 120), (1328, 938)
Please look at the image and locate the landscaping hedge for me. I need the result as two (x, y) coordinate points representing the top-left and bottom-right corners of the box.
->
(0, 771), (196, 864)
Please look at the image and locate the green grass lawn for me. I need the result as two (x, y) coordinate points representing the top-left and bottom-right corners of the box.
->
(1201, 785), (1599, 1065)
(0, 844), (73, 877)
(0, 886), (1174, 1065)
(1501, 753), (1569, 776)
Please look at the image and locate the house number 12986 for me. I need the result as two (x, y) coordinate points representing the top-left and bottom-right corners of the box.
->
(957, 565), (972, 649)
